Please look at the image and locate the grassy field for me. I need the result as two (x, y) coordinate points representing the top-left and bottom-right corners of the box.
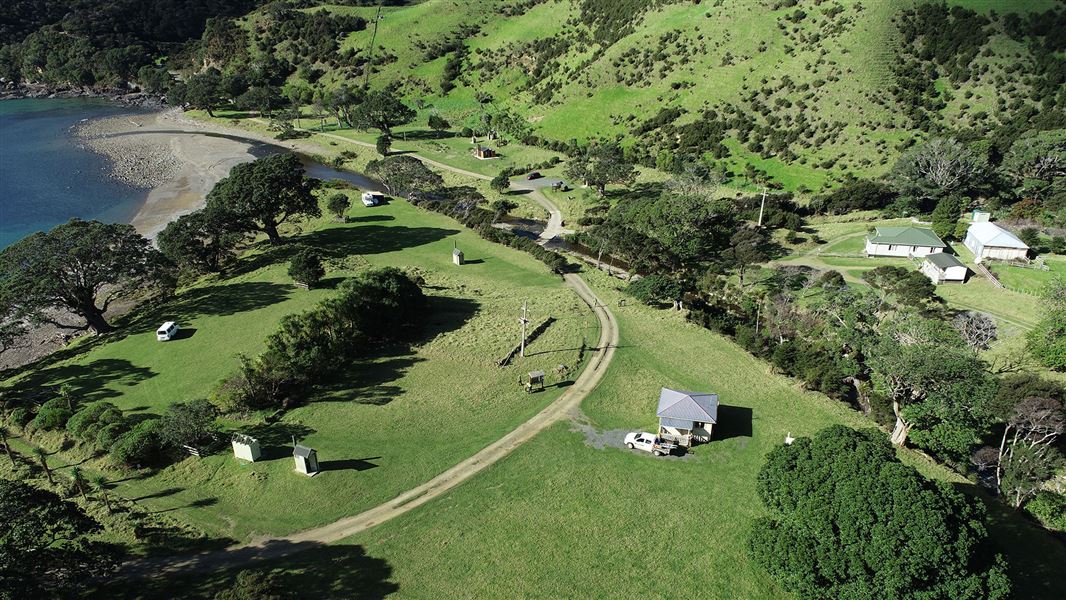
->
(130, 267), (1066, 599)
(5, 194), (592, 545)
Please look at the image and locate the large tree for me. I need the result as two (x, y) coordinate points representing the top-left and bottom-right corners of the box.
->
(351, 90), (415, 136)
(0, 480), (115, 598)
(749, 426), (1011, 600)
(564, 142), (637, 197)
(891, 137), (984, 205)
(157, 207), (245, 273)
(365, 155), (443, 196)
(1000, 128), (1065, 202)
(1028, 278), (1066, 371)
(973, 395), (1064, 508)
(206, 153), (320, 244)
(0, 219), (170, 334)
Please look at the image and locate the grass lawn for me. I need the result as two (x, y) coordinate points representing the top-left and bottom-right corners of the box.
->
(989, 255), (1065, 296)
(6, 196), (592, 545)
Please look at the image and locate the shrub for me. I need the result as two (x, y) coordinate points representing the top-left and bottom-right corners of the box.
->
(8, 407), (34, 428)
(67, 402), (123, 441)
(1026, 491), (1066, 532)
(110, 419), (164, 467)
(288, 249), (326, 289)
(326, 192), (351, 220)
(96, 422), (129, 452)
(31, 406), (72, 432)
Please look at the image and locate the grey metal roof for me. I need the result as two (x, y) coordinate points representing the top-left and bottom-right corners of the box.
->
(656, 388), (719, 423)
(294, 445), (316, 458)
(925, 253), (966, 269)
(967, 222), (1028, 249)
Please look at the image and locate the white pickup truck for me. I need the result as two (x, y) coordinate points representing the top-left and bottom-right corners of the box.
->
(624, 432), (678, 457)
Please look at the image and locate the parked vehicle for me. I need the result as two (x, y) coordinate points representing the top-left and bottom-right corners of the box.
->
(526, 171), (542, 180)
(361, 191), (383, 207)
(156, 321), (179, 341)
(623, 432), (678, 456)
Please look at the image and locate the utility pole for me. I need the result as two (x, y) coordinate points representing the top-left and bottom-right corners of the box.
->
(519, 300), (530, 358)
(757, 186), (768, 228)
(364, 5), (383, 89)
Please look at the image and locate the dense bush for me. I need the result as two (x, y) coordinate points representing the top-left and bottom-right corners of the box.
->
(810, 179), (897, 215)
(1026, 491), (1066, 532)
(8, 407), (33, 428)
(110, 419), (164, 468)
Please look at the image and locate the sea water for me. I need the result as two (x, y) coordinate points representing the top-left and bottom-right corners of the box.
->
(0, 98), (147, 248)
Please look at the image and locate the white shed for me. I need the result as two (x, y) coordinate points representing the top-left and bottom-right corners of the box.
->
(963, 222), (1029, 263)
(231, 434), (261, 462)
(294, 445), (319, 476)
(921, 253), (968, 284)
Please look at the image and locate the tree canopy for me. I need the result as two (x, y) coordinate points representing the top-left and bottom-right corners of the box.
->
(0, 219), (170, 333)
(564, 142), (637, 196)
(365, 156), (444, 196)
(205, 153), (320, 244)
(351, 90), (415, 135)
(750, 426), (1010, 600)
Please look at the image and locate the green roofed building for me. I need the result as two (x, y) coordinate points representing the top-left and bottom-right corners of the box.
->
(921, 252), (968, 284)
(864, 226), (946, 258)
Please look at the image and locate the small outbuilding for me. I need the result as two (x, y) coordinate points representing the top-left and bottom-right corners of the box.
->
(656, 388), (719, 448)
(294, 445), (319, 476)
(971, 210), (991, 223)
(964, 222), (1029, 263)
(473, 144), (497, 159)
(921, 253), (968, 284)
(525, 370), (545, 393)
(452, 245), (465, 266)
(231, 434), (261, 462)
(864, 226), (946, 258)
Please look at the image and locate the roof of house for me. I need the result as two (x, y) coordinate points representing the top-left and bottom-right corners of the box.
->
(868, 226), (946, 248)
(294, 445), (316, 458)
(925, 253), (966, 270)
(967, 222), (1029, 249)
(656, 388), (719, 424)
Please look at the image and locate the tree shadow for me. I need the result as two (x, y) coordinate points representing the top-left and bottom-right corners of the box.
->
(105, 541), (398, 599)
(713, 405), (753, 440)
(131, 487), (185, 502)
(346, 214), (396, 223)
(300, 224), (460, 257)
(6, 358), (157, 404)
(318, 456), (381, 472)
(150, 497), (219, 514)
(314, 356), (423, 406)
(236, 422), (318, 461)
(161, 282), (293, 323)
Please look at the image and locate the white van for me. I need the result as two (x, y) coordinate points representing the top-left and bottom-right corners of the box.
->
(156, 321), (179, 341)
(361, 192), (383, 207)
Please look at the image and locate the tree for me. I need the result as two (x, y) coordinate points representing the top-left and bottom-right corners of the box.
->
(868, 315), (998, 456)
(1028, 278), (1066, 370)
(721, 227), (771, 287)
(891, 137), (984, 205)
(0, 480), (113, 598)
(31, 446), (52, 484)
(864, 265), (942, 311)
(326, 193), (351, 221)
(110, 419), (163, 468)
(564, 143), (637, 197)
(952, 311), (997, 352)
(375, 133), (391, 157)
(365, 156), (443, 196)
(158, 399), (219, 451)
(973, 396), (1065, 507)
(158, 208), (245, 273)
(206, 154), (320, 244)
(0, 295), (26, 357)
(214, 570), (284, 600)
(236, 85), (284, 117)
(489, 199), (518, 222)
(90, 475), (112, 514)
(0, 426), (15, 468)
(182, 68), (223, 116)
(322, 83), (364, 128)
(1000, 129), (1065, 202)
(351, 90), (415, 135)
(288, 249), (325, 289)
(749, 426), (1010, 600)
(931, 194), (963, 239)
(0, 220), (170, 334)
(490, 172), (510, 194)
(626, 274), (683, 308)
(69, 466), (88, 502)
(427, 113), (450, 137)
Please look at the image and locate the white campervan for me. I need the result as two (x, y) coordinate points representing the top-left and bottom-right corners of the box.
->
(156, 321), (179, 341)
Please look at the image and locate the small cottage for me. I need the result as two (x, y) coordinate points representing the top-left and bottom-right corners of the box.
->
(656, 388), (719, 448)
(864, 226), (946, 258)
(921, 253), (968, 284)
(964, 222), (1029, 263)
(231, 434), (261, 462)
(473, 144), (497, 159)
(294, 445), (319, 476)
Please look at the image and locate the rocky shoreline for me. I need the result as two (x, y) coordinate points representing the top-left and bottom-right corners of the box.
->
(75, 115), (183, 189)
(0, 81), (166, 108)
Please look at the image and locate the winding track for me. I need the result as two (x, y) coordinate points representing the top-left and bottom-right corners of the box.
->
(120, 129), (619, 578)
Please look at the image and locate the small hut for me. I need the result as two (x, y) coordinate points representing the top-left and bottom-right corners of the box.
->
(526, 370), (545, 393)
(473, 144), (497, 159)
(294, 445), (319, 476)
(452, 244), (465, 265)
(231, 434), (261, 462)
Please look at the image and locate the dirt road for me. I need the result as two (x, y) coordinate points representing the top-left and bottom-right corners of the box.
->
(121, 271), (618, 578)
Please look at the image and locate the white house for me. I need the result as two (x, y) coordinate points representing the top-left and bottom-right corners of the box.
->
(964, 222), (1029, 263)
(921, 253), (968, 284)
(864, 226), (946, 258)
(656, 388), (718, 448)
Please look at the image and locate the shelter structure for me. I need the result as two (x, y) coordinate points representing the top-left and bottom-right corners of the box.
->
(452, 243), (465, 265)
(921, 253), (968, 284)
(294, 445), (319, 476)
(964, 222), (1029, 263)
(656, 388), (718, 447)
(473, 144), (497, 159)
(231, 434), (261, 462)
(525, 370), (545, 393)
(864, 226), (946, 258)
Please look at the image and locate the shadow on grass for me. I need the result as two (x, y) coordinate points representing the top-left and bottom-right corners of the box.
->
(346, 214), (396, 223)
(6, 358), (157, 404)
(301, 224), (460, 257)
(131, 487), (184, 502)
(319, 456), (380, 472)
(105, 541), (398, 599)
(713, 405), (753, 441)
(150, 497), (219, 514)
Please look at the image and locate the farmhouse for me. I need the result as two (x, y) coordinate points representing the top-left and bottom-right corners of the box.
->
(864, 226), (946, 258)
(921, 253), (968, 284)
(656, 388), (718, 448)
(964, 222), (1029, 263)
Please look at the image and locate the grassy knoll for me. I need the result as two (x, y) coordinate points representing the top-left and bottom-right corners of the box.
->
(288, 268), (1065, 599)
(6, 195), (591, 545)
